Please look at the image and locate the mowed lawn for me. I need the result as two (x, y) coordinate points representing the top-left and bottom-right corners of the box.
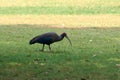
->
(0, 0), (120, 27)
(0, 0), (120, 14)
(0, 25), (120, 80)
(0, 0), (120, 80)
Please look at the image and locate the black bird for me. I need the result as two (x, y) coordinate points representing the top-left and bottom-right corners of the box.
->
(29, 32), (72, 51)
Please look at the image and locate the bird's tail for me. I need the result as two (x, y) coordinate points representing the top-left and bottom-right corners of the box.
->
(29, 37), (38, 45)
(29, 40), (35, 45)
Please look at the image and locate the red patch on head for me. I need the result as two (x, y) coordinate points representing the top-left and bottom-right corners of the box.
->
(62, 32), (67, 36)
(62, 32), (66, 34)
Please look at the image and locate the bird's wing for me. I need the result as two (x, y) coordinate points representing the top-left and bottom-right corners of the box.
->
(31, 32), (59, 44)
(40, 32), (59, 41)
(37, 36), (54, 44)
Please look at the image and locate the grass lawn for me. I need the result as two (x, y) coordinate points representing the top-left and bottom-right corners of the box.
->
(0, 0), (119, 27)
(0, 25), (120, 80)
(0, 0), (120, 80)
(0, 0), (120, 15)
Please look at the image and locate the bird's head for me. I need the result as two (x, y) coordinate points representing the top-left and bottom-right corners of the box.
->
(61, 32), (72, 46)
(61, 32), (67, 37)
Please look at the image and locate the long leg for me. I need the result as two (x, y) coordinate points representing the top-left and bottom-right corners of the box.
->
(48, 45), (51, 51)
(41, 44), (45, 51)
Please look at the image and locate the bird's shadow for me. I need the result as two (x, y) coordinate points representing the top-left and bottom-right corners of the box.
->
(35, 49), (67, 54)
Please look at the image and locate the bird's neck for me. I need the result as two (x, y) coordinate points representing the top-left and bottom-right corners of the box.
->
(59, 35), (65, 41)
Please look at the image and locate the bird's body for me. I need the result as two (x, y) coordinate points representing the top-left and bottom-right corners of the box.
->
(29, 32), (72, 51)
(30, 32), (63, 45)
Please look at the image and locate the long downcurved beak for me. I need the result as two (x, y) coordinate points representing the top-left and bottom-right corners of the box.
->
(65, 35), (72, 46)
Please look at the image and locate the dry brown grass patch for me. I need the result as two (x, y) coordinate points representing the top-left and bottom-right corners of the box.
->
(0, 15), (120, 28)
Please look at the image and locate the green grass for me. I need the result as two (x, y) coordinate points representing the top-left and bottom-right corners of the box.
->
(0, 6), (119, 15)
(0, 0), (120, 79)
(0, 25), (120, 80)
(0, 0), (120, 15)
